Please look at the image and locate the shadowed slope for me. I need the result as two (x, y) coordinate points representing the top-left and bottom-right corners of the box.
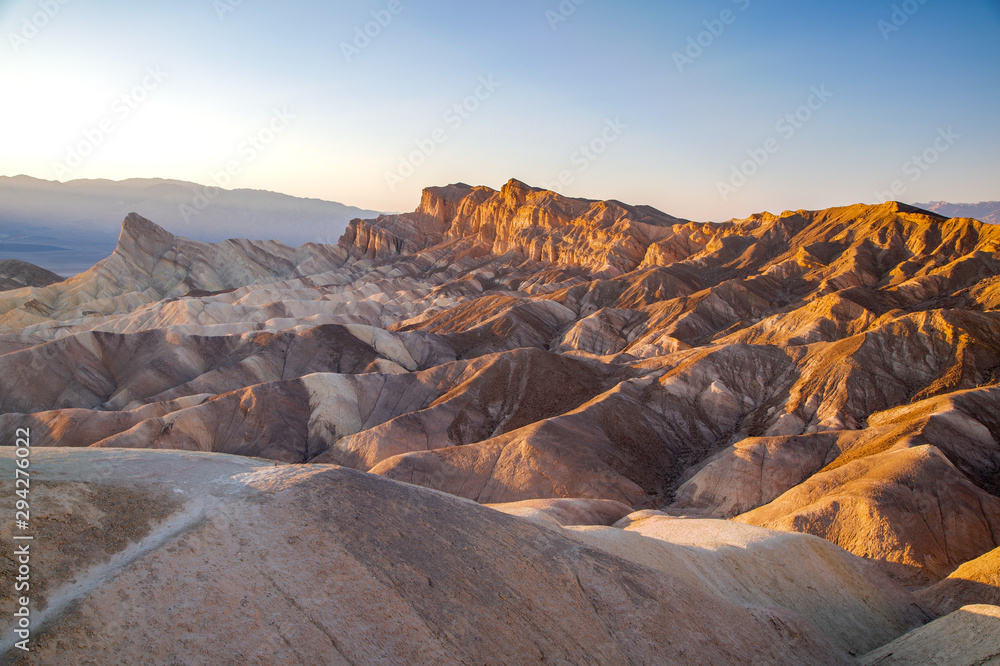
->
(0, 448), (869, 665)
(736, 446), (1000, 585)
(1, 183), (1000, 594)
(917, 548), (1000, 617)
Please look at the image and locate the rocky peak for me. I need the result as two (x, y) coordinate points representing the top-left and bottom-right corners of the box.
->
(341, 179), (689, 275)
(417, 183), (475, 225)
(114, 212), (177, 261)
(884, 201), (948, 218)
(499, 178), (537, 208)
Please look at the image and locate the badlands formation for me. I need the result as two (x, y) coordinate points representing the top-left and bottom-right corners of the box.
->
(0, 261), (61, 293)
(1, 178), (1000, 662)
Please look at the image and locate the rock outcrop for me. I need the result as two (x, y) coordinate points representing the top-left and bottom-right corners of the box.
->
(917, 548), (1000, 617)
(1, 180), (999, 637)
(859, 605), (1000, 665)
(341, 179), (687, 275)
(571, 512), (928, 657)
(0, 447), (903, 665)
(0, 259), (62, 291)
(736, 446), (1000, 585)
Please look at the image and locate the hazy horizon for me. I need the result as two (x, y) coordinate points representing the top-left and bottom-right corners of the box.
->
(2, 0), (998, 222)
(3, 173), (1000, 226)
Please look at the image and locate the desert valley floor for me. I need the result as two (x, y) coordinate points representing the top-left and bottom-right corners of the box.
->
(1, 179), (1000, 664)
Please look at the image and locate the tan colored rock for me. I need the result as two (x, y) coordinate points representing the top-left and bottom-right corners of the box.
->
(3, 348), (621, 471)
(859, 605), (1000, 665)
(554, 307), (647, 356)
(569, 513), (928, 657)
(0, 448), (855, 665)
(4, 186), (1000, 606)
(917, 548), (1000, 617)
(0, 324), (396, 415)
(343, 179), (687, 276)
(820, 385), (1000, 495)
(317, 348), (617, 470)
(486, 498), (634, 527)
(737, 446), (1000, 585)
(672, 432), (847, 517)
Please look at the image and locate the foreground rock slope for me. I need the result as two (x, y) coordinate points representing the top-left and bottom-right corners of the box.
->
(1, 179), (1000, 659)
(859, 604), (1000, 665)
(1, 448), (927, 664)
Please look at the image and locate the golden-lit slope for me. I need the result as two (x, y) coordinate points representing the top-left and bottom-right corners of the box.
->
(735, 446), (1000, 585)
(917, 548), (1000, 616)
(2, 181), (999, 594)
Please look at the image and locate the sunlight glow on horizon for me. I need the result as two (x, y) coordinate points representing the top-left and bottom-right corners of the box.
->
(1, 0), (998, 222)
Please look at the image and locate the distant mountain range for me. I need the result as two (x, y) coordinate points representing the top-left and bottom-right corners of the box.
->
(1, 173), (992, 278)
(0, 176), (380, 276)
(914, 201), (1000, 225)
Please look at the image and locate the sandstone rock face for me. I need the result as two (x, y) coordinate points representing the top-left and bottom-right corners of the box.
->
(1, 448), (868, 665)
(917, 548), (1000, 617)
(859, 605), (1000, 665)
(485, 498), (635, 527)
(342, 179), (687, 276)
(672, 432), (846, 517)
(1, 180), (999, 660)
(570, 512), (928, 657)
(736, 446), (1000, 585)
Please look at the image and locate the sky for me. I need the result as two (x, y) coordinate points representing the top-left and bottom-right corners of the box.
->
(1, 0), (998, 222)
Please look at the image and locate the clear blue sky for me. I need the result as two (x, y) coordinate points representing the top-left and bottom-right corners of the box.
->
(1, 0), (998, 221)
